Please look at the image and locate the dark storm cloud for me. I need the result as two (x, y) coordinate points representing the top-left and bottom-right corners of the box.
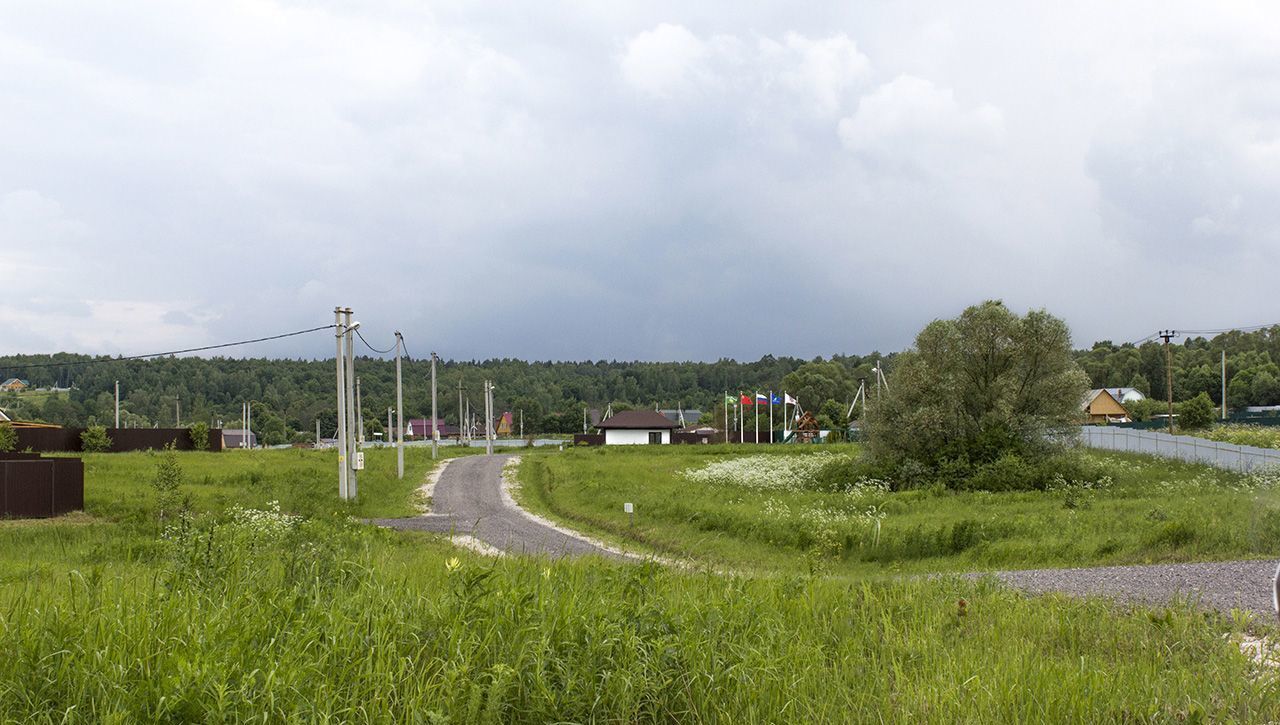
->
(2, 1), (1278, 360)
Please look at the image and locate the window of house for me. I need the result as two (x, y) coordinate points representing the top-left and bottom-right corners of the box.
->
(648, 431), (662, 444)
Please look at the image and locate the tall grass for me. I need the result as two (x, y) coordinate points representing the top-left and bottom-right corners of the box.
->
(0, 516), (1274, 722)
(1197, 423), (1280, 450)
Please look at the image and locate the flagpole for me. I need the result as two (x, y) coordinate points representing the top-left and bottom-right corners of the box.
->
(724, 391), (729, 444)
(769, 390), (773, 444)
(754, 392), (759, 444)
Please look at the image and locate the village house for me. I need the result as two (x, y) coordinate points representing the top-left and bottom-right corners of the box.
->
(1082, 388), (1131, 424)
(595, 409), (680, 445)
(1, 378), (30, 392)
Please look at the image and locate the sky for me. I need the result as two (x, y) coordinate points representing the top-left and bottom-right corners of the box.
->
(2, 1), (1278, 362)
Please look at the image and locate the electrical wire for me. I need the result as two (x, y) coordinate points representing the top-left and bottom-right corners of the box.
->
(355, 329), (397, 355)
(0, 325), (337, 372)
(1126, 322), (1280, 347)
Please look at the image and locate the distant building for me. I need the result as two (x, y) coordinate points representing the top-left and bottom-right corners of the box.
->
(405, 418), (460, 439)
(221, 428), (258, 449)
(595, 410), (680, 445)
(1100, 387), (1145, 404)
(1, 378), (29, 392)
(1082, 389), (1131, 424)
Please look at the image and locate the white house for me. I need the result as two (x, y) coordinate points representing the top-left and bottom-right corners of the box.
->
(1101, 387), (1145, 404)
(595, 410), (680, 445)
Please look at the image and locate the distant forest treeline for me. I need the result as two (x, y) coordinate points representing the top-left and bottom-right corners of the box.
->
(0, 353), (892, 443)
(3, 326), (1279, 442)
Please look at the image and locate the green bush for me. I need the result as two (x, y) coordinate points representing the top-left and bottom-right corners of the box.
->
(0, 422), (16, 452)
(188, 422), (210, 451)
(1177, 393), (1216, 431)
(81, 425), (112, 453)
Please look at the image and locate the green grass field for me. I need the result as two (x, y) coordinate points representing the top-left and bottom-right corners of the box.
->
(516, 444), (1280, 576)
(1, 446), (1278, 721)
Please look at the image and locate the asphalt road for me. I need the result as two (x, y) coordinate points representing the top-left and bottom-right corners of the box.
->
(983, 559), (1279, 617)
(371, 453), (623, 559)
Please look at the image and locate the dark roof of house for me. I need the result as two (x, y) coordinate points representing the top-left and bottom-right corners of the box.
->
(596, 410), (681, 430)
(659, 409), (702, 424)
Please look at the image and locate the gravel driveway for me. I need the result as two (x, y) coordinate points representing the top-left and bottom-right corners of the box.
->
(982, 560), (1279, 617)
(371, 454), (624, 559)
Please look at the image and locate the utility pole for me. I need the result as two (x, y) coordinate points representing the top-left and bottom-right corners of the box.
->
(114, 381), (120, 428)
(1160, 330), (1177, 435)
(335, 307), (348, 499)
(315, 419), (320, 448)
(457, 378), (465, 445)
(519, 409), (523, 439)
(246, 401), (252, 449)
(395, 331), (404, 479)
(344, 308), (359, 498)
(356, 377), (364, 445)
(484, 380), (494, 455)
(175, 396), (180, 427)
(430, 352), (438, 459)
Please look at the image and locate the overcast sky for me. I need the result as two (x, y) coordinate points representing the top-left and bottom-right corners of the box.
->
(2, 1), (1278, 362)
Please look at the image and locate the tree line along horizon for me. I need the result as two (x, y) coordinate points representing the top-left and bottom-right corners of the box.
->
(3, 321), (1279, 445)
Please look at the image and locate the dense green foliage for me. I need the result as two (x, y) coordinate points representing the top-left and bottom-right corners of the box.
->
(1076, 325), (1280, 407)
(1196, 424), (1280, 450)
(187, 421), (210, 451)
(0, 352), (888, 438)
(1, 448), (1277, 720)
(0, 423), (15, 452)
(4, 321), (1280, 442)
(79, 425), (111, 453)
(518, 445), (1280, 575)
(1177, 392), (1217, 430)
(865, 301), (1089, 489)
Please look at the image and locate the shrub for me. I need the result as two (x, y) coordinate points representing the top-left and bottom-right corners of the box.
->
(0, 423), (16, 452)
(1177, 393), (1216, 431)
(188, 422), (210, 451)
(151, 443), (184, 519)
(81, 425), (112, 453)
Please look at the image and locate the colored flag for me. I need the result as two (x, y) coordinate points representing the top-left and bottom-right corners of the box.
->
(724, 394), (736, 405)
(770, 393), (781, 405)
(740, 394), (753, 405)
(755, 393), (768, 403)
(784, 393), (798, 406)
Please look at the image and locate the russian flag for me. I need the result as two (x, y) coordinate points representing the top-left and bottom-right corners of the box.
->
(755, 393), (768, 403)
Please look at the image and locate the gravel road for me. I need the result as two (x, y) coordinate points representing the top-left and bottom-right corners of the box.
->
(983, 559), (1279, 617)
(370, 454), (624, 559)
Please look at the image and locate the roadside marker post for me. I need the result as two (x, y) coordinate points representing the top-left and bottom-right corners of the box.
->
(624, 502), (634, 527)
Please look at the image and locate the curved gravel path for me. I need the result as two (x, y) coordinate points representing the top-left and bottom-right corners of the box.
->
(983, 560), (1278, 616)
(370, 454), (626, 559)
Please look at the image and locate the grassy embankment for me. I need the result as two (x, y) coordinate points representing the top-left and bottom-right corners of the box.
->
(1, 446), (1278, 720)
(517, 444), (1280, 576)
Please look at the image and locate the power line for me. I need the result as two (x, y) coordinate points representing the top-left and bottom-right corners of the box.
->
(1126, 322), (1280, 347)
(355, 329), (396, 355)
(0, 325), (337, 372)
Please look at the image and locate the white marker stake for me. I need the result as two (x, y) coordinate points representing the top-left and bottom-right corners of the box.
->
(624, 502), (634, 527)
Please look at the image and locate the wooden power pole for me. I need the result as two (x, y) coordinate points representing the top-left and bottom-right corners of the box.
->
(1159, 329), (1177, 434)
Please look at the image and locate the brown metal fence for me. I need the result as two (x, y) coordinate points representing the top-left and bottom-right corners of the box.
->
(14, 427), (223, 453)
(0, 453), (84, 518)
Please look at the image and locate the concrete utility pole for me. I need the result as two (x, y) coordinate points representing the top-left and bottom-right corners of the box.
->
(114, 381), (120, 428)
(344, 309), (359, 498)
(387, 407), (393, 448)
(484, 380), (494, 455)
(430, 352), (439, 459)
(335, 307), (348, 498)
(356, 377), (364, 445)
(395, 331), (404, 479)
(315, 419), (320, 448)
(175, 396), (180, 427)
(519, 409), (523, 439)
(1160, 330), (1177, 435)
(246, 402), (251, 449)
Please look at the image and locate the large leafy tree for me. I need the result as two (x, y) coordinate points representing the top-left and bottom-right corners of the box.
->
(866, 300), (1089, 467)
